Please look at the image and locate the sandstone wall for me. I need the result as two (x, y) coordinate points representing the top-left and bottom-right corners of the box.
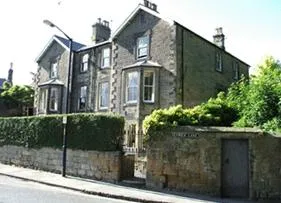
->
(0, 145), (121, 182)
(146, 126), (281, 200)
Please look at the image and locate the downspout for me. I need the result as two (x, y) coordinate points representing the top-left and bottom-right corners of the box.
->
(181, 27), (184, 106)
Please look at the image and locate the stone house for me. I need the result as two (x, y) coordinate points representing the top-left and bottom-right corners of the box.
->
(34, 1), (249, 149)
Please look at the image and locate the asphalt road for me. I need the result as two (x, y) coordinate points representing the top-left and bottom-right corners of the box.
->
(0, 176), (136, 203)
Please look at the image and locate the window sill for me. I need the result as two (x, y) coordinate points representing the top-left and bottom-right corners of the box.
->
(143, 101), (155, 104)
(98, 107), (108, 111)
(79, 70), (88, 74)
(123, 101), (137, 107)
(100, 66), (110, 70)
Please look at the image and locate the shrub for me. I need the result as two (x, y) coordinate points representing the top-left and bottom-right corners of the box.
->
(143, 97), (237, 142)
(0, 113), (124, 151)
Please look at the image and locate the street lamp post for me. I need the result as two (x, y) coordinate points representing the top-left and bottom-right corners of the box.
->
(43, 20), (73, 177)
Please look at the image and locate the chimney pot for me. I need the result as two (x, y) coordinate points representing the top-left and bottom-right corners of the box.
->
(151, 3), (157, 11)
(144, 0), (149, 7)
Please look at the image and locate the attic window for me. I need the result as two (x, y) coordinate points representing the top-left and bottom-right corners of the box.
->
(137, 36), (149, 59)
(50, 61), (58, 78)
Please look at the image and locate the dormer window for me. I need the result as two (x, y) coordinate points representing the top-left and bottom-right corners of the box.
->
(80, 54), (89, 72)
(101, 48), (110, 68)
(137, 36), (149, 59)
(50, 61), (58, 78)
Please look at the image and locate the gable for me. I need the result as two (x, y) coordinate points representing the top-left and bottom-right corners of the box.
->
(112, 4), (173, 39)
(36, 35), (85, 63)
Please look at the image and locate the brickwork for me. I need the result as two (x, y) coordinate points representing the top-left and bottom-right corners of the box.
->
(0, 145), (122, 182)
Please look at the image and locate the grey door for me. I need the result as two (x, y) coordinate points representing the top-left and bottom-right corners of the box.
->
(222, 139), (249, 198)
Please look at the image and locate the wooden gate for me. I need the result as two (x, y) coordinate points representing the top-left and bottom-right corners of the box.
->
(222, 139), (249, 198)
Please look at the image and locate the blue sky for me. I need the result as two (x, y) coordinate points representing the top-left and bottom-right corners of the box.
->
(0, 0), (280, 85)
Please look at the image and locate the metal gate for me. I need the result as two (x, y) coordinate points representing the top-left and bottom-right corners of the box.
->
(222, 139), (249, 198)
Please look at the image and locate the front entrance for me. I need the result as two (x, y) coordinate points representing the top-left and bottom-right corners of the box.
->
(222, 139), (249, 198)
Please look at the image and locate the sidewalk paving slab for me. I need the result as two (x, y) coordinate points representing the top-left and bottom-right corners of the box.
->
(0, 163), (268, 203)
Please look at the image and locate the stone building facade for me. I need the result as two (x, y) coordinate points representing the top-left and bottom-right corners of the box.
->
(34, 1), (249, 148)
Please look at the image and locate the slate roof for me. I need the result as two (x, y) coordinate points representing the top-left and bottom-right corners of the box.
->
(36, 35), (86, 62)
(38, 79), (64, 87)
(54, 35), (85, 51)
(0, 78), (6, 88)
(124, 60), (161, 69)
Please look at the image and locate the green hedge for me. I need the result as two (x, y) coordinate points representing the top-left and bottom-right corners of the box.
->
(0, 113), (124, 151)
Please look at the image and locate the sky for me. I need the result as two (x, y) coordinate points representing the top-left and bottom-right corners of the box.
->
(0, 0), (280, 85)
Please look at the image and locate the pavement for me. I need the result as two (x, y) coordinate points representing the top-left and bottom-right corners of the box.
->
(0, 163), (259, 203)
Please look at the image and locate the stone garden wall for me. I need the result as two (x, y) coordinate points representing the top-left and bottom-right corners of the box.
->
(146, 126), (281, 200)
(0, 145), (121, 182)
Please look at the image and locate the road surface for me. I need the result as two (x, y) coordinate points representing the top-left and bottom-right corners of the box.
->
(0, 175), (136, 203)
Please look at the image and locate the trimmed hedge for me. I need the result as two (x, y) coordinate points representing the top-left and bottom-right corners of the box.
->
(0, 113), (124, 151)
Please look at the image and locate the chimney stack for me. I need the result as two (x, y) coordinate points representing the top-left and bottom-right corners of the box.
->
(143, 0), (158, 12)
(8, 62), (13, 85)
(213, 27), (225, 50)
(91, 18), (111, 44)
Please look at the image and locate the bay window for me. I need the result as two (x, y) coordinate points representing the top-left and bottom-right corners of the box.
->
(126, 71), (138, 103)
(143, 71), (155, 102)
(49, 87), (58, 111)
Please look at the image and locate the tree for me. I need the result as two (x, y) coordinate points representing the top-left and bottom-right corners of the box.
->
(0, 82), (34, 109)
(225, 56), (281, 131)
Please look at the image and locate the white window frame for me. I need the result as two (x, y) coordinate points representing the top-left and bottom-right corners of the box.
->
(143, 70), (155, 103)
(50, 61), (58, 78)
(216, 52), (223, 72)
(137, 36), (149, 59)
(99, 82), (109, 109)
(101, 48), (110, 68)
(80, 54), (89, 72)
(49, 87), (58, 111)
(126, 71), (138, 104)
(233, 62), (239, 80)
(78, 86), (87, 110)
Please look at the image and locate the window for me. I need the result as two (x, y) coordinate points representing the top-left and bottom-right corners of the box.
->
(80, 54), (88, 72)
(49, 88), (58, 111)
(78, 86), (87, 110)
(51, 62), (58, 78)
(233, 62), (239, 80)
(143, 71), (155, 102)
(137, 36), (149, 59)
(215, 52), (223, 72)
(102, 48), (110, 68)
(126, 72), (138, 103)
(99, 82), (109, 109)
(39, 89), (47, 112)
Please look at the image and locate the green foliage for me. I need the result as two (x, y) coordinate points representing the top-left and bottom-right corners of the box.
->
(0, 113), (124, 151)
(0, 82), (34, 108)
(226, 56), (281, 131)
(143, 97), (237, 142)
